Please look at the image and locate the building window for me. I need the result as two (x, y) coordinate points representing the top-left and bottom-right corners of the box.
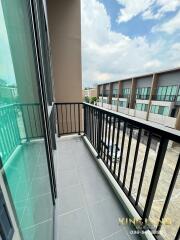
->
(103, 89), (109, 97)
(150, 105), (169, 116)
(156, 85), (177, 101)
(136, 87), (150, 100)
(177, 87), (180, 102)
(122, 88), (130, 97)
(135, 103), (148, 111)
(112, 88), (118, 97)
(119, 100), (126, 108)
(112, 100), (117, 105)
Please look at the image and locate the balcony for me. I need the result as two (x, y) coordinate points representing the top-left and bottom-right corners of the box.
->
(55, 135), (139, 240)
(55, 103), (180, 240)
(0, 103), (180, 240)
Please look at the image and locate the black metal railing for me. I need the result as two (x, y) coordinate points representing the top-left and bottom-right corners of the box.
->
(55, 103), (83, 136)
(83, 103), (180, 240)
(20, 103), (43, 140)
(0, 103), (44, 164)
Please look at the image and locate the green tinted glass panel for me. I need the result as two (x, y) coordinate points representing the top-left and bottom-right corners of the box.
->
(171, 86), (177, 95)
(163, 107), (169, 116)
(0, 1), (53, 239)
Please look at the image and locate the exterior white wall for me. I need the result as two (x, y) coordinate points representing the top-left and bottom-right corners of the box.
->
(112, 105), (117, 111)
(136, 99), (149, 104)
(119, 97), (128, 102)
(103, 103), (112, 109)
(148, 113), (176, 128)
(135, 110), (147, 119)
(151, 100), (173, 107)
(118, 107), (129, 114)
(150, 100), (174, 116)
(129, 109), (135, 116)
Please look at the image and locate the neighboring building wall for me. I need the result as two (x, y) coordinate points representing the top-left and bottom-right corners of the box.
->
(83, 88), (97, 98)
(97, 68), (180, 130)
(47, 0), (82, 102)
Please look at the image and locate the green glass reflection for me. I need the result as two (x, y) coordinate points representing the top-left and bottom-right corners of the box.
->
(0, 1), (53, 239)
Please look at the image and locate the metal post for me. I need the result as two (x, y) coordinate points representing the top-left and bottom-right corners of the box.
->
(142, 137), (169, 223)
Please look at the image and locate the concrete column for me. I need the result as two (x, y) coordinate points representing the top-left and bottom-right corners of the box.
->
(175, 108), (180, 130)
(102, 85), (105, 107)
(97, 85), (100, 99)
(146, 74), (158, 121)
(116, 81), (122, 111)
(47, 0), (82, 103)
(129, 78), (137, 109)
(109, 83), (113, 105)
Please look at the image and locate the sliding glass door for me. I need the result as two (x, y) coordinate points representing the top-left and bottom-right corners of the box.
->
(0, 0), (56, 239)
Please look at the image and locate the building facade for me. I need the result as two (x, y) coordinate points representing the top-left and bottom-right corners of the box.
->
(82, 88), (97, 99)
(97, 68), (180, 130)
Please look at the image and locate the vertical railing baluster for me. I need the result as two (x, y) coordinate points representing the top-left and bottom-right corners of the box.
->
(123, 125), (133, 187)
(135, 132), (152, 205)
(61, 104), (64, 134)
(100, 112), (105, 159)
(83, 104), (86, 135)
(128, 128), (142, 196)
(65, 104), (68, 134)
(175, 227), (180, 240)
(56, 104), (60, 137)
(97, 110), (102, 158)
(142, 137), (169, 223)
(156, 154), (180, 232)
(106, 114), (111, 167)
(110, 116), (116, 171)
(70, 104), (72, 133)
(92, 107), (95, 146)
(117, 121), (126, 181)
(103, 113), (108, 162)
(32, 105), (38, 137)
(27, 105), (33, 138)
(78, 104), (80, 135)
(113, 118), (120, 175)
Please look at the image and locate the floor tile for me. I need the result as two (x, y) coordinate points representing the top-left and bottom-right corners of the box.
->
(87, 198), (126, 240)
(58, 185), (84, 215)
(21, 194), (53, 229)
(58, 208), (94, 240)
(22, 220), (53, 240)
(58, 169), (79, 190)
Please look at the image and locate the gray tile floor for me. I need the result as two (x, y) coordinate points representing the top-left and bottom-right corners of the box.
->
(55, 135), (141, 240)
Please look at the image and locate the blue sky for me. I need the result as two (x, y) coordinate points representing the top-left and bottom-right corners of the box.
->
(81, 0), (180, 87)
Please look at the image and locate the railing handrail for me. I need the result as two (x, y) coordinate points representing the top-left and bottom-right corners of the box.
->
(83, 102), (180, 142)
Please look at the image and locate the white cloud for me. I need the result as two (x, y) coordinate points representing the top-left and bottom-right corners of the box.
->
(116, 0), (154, 23)
(115, 0), (180, 22)
(152, 10), (180, 33)
(81, 0), (180, 87)
(145, 60), (161, 69)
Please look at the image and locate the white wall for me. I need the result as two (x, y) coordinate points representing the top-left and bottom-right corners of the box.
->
(103, 103), (112, 109)
(118, 107), (129, 115)
(149, 113), (176, 128)
(135, 110), (147, 119)
(112, 105), (117, 111)
(136, 99), (149, 104)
